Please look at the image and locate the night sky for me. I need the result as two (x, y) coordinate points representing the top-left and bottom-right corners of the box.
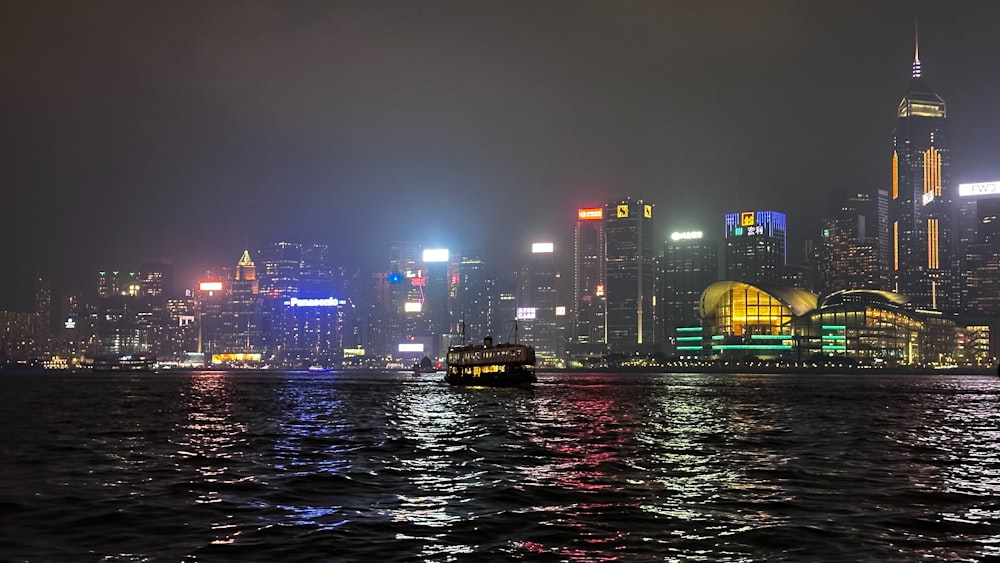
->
(3, 1), (1000, 308)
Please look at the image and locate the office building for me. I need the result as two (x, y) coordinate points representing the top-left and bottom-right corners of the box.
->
(604, 198), (656, 353)
(573, 207), (606, 346)
(517, 242), (565, 365)
(660, 230), (718, 356)
(724, 210), (787, 284)
(816, 191), (888, 295)
(890, 35), (957, 312)
(455, 251), (495, 342)
(218, 250), (263, 358)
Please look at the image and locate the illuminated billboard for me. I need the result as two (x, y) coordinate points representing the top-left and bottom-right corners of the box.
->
(531, 242), (554, 253)
(555, 306), (566, 316)
(959, 181), (1000, 197)
(516, 307), (536, 320)
(398, 343), (424, 353)
(671, 231), (703, 241)
(411, 277), (426, 287)
(726, 211), (786, 238)
(404, 301), (423, 313)
(199, 281), (223, 292)
(387, 273), (403, 283)
(422, 248), (449, 263)
(578, 207), (603, 220)
(343, 347), (365, 358)
(285, 297), (342, 307)
(211, 353), (262, 364)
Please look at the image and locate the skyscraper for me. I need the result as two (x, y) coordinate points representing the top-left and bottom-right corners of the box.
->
(816, 190), (888, 295)
(724, 210), (786, 284)
(659, 230), (717, 356)
(456, 251), (495, 342)
(604, 198), (656, 353)
(963, 192), (1000, 321)
(573, 207), (606, 346)
(219, 250), (262, 355)
(890, 32), (957, 312)
(518, 242), (564, 364)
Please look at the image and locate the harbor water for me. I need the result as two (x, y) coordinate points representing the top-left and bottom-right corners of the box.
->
(2, 370), (999, 561)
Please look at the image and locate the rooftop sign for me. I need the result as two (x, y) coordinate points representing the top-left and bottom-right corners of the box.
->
(670, 231), (703, 241)
(422, 248), (449, 263)
(958, 181), (1000, 197)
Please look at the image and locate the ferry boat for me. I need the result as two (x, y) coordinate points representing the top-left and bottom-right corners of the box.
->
(87, 354), (157, 372)
(444, 335), (536, 387)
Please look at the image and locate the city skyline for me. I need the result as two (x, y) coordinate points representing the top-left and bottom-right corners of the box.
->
(3, 2), (1000, 307)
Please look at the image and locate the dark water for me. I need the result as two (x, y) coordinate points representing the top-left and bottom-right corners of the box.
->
(2, 370), (1000, 562)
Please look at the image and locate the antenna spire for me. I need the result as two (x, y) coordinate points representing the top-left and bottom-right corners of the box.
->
(912, 19), (922, 78)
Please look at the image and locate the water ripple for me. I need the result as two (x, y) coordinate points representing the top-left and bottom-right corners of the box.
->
(2, 370), (1000, 561)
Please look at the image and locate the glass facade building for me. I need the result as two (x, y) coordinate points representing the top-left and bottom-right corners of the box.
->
(724, 211), (786, 284)
(604, 198), (656, 353)
(890, 40), (957, 313)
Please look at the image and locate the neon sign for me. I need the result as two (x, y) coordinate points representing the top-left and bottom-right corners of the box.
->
(670, 231), (703, 241)
(285, 297), (343, 307)
(578, 208), (603, 220)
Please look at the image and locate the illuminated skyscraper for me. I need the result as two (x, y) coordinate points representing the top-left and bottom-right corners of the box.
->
(573, 207), (606, 346)
(517, 242), (564, 364)
(258, 241), (303, 297)
(816, 191), (888, 294)
(422, 248), (451, 358)
(604, 198), (656, 353)
(659, 230), (717, 356)
(963, 191), (1000, 327)
(890, 32), (957, 312)
(724, 210), (786, 284)
(219, 250), (262, 355)
(456, 251), (495, 341)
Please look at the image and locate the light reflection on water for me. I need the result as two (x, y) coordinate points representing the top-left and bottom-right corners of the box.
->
(3, 370), (1000, 561)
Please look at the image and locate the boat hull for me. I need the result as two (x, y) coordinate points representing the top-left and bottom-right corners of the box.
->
(444, 365), (536, 387)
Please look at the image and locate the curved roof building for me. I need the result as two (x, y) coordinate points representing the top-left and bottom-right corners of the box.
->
(694, 282), (942, 365)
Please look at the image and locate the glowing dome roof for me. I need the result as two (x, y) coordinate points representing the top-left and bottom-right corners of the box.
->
(700, 281), (819, 319)
(819, 289), (909, 309)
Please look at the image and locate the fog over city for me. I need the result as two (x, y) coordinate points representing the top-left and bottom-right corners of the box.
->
(3, 1), (1000, 306)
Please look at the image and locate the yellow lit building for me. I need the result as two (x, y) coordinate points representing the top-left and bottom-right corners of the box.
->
(694, 282), (954, 366)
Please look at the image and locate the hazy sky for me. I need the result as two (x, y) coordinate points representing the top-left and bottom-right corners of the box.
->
(3, 1), (1000, 308)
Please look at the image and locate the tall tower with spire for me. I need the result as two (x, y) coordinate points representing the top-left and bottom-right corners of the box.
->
(890, 25), (957, 313)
